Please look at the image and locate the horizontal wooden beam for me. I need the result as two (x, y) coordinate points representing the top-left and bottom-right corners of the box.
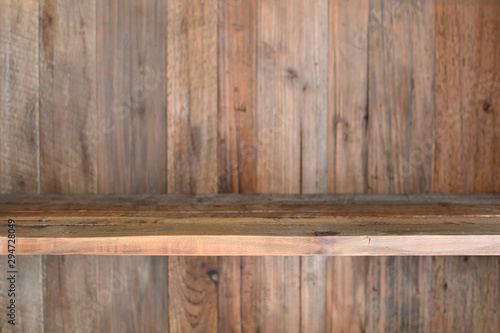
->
(1, 194), (499, 255)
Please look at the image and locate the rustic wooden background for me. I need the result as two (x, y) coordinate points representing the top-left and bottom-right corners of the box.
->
(1, 0), (499, 332)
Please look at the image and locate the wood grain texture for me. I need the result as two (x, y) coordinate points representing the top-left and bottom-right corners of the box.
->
(0, 1), (43, 332)
(329, 0), (369, 194)
(44, 255), (99, 332)
(98, 256), (169, 333)
(167, 0), (218, 194)
(326, 257), (367, 333)
(167, 0), (219, 331)
(168, 256), (218, 332)
(40, 0), (97, 194)
(367, 0), (435, 194)
(218, 0), (257, 194)
(255, 256), (300, 333)
(256, 0), (301, 194)
(39, 1), (100, 331)
(0, 0), (39, 194)
(434, 0), (500, 193)
(430, 256), (500, 333)
(97, 0), (168, 194)
(96, 1), (169, 332)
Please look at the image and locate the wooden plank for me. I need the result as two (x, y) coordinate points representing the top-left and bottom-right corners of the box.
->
(40, 0), (97, 194)
(256, 0), (301, 194)
(218, 0), (257, 194)
(0, 1), (43, 332)
(167, 0), (218, 194)
(329, 0), (369, 194)
(1, 195), (499, 255)
(167, 1), (219, 331)
(96, 1), (169, 332)
(255, 256), (300, 333)
(97, 0), (168, 194)
(434, 0), (500, 193)
(326, 257), (367, 333)
(367, 0), (435, 193)
(39, 1), (99, 331)
(0, 0), (39, 193)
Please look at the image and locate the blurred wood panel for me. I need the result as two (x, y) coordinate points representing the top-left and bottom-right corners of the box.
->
(96, 0), (169, 332)
(434, 0), (500, 193)
(166, 0), (219, 332)
(0, 1), (43, 332)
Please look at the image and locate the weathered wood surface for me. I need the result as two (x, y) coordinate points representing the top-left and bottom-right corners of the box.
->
(0, 194), (499, 255)
(0, 0), (499, 331)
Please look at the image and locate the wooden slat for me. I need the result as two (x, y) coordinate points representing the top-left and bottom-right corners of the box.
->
(218, 0), (257, 194)
(39, 0), (100, 331)
(40, 0), (97, 194)
(97, 0), (168, 194)
(367, 0), (435, 194)
(329, 0), (369, 194)
(96, 1), (169, 332)
(0, 1), (43, 332)
(167, 0), (219, 331)
(167, 0), (218, 194)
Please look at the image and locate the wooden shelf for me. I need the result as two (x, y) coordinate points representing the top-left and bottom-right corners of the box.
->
(1, 194), (499, 256)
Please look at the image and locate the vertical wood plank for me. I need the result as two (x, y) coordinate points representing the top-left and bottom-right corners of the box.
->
(256, 0), (301, 194)
(365, 1), (435, 331)
(40, 0), (97, 194)
(167, 0), (218, 194)
(167, 0), (219, 332)
(97, 0), (168, 194)
(326, 257), (367, 333)
(326, 2), (369, 332)
(0, 0), (39, 194)
(44, 256), (99, 332)
(218, 1), (257, 331)
(39, 1), (100, 331)
(0, 1), (43, 332)
(218, 0), (257, 194)
(96, 1), (169, 332)
(328, 0), (369, 194)
(297, 0), (329, 329)
(367, 0), (435, 194)
(434, 0), (500, 193)
(255, 256), (300, 333)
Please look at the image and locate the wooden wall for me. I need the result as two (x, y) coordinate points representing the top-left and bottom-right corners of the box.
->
(0, 0), (499, 332)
